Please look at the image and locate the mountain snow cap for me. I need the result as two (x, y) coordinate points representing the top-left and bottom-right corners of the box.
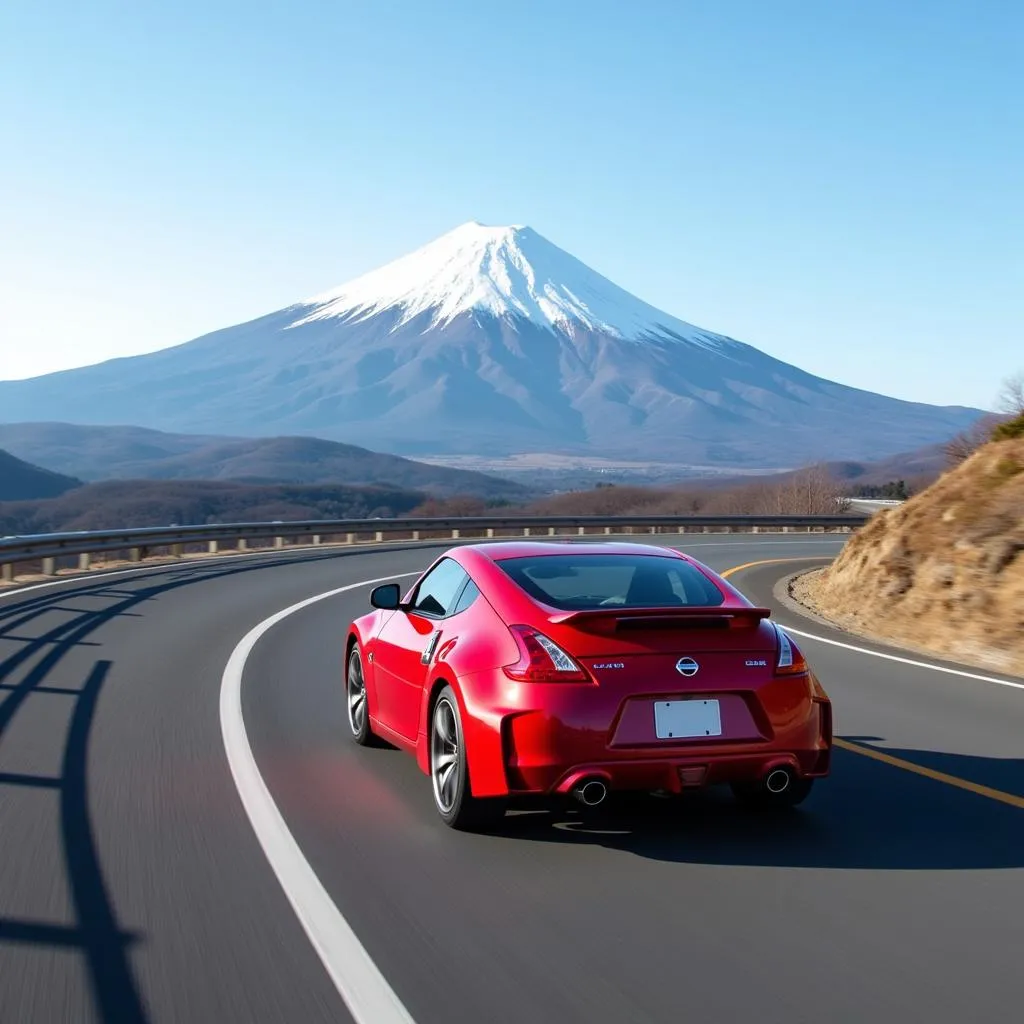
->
(289, 221), (736, 348)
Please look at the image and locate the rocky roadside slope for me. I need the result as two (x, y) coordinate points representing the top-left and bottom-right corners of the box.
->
(792, 432), (1023, 676)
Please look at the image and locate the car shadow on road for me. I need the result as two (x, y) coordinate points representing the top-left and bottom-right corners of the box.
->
(492, 739), (1024, 870)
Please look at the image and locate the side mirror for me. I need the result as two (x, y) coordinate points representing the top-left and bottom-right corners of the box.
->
(369, 583), (402, 610)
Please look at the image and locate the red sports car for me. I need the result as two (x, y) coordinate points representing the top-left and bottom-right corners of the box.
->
(345, 542), (832, 830)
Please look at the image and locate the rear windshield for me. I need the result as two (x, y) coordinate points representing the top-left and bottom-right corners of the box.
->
(495, 553), (725, 610)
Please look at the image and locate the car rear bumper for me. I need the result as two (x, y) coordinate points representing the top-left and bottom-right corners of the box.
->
(525, 747), (830, 797)
(454, 669), (832, 798)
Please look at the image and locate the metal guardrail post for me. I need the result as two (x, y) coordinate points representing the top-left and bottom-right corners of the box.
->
(1, 563), (13, 582)
(42, 557), (56, 576)
(79, 553), (91, 570)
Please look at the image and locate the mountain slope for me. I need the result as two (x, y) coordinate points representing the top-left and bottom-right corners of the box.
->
(0, 423), (530, 498)
(0, 222), (983, 468)
(0, 449), (83, 501)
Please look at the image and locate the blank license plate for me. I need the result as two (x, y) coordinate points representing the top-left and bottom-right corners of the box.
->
(654, 699), (722, 739)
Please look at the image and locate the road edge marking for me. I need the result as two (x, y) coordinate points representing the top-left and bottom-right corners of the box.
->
(722, 558), (1024, 692)
(219, 572), (421, 1024)
(781, 624), (1024, 692)
(834, 738), (1024, 809)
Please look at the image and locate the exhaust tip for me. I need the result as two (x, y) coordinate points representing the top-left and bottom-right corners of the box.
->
(765, 768), (792, 794)
(575, 779), (608, 806)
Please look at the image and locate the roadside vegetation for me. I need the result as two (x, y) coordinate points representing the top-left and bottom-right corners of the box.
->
(412, 463), (867, 519)
(0, 461), (915, 535)
(0, 480), (432, 534)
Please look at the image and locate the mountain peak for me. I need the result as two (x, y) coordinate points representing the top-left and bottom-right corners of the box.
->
(457, 219), (528, 232)
(289, 221), (732, 347)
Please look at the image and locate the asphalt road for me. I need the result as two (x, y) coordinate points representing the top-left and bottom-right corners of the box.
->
(1, 535), (1023, 1023)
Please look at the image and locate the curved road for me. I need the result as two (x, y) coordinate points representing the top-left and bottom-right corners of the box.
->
(1, 536), (1023, 1023)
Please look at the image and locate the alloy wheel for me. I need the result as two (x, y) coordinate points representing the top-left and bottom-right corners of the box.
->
(347, 650), (367, 736)
(431, 697), (460, 813)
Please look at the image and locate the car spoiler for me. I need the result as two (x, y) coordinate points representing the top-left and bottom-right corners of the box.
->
(547, 606), (773, 629)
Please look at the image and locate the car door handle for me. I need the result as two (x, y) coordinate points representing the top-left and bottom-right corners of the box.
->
(421, 631), (442, 665)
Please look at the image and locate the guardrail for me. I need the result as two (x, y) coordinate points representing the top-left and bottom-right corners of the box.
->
(0, 513), (867, 582)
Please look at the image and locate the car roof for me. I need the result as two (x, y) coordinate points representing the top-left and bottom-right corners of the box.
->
(458, 540), (692, 562)
(438, 540), (752, 620)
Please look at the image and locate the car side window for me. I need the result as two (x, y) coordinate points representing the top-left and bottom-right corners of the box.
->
(451, 578), (480, 615)
(410, 558), (470, 618)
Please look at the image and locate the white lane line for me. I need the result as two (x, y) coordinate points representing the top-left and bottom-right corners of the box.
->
(780, 624), (1024, 692)
(220, 572), (422, 1024)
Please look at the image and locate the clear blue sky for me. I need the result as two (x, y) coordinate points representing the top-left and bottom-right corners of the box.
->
(1, 0), (1020, 409)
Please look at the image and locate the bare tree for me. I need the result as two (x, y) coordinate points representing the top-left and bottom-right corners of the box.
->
(944, 371), (1024, 465)
(944, 414), (1001, 464)
(407, 495), (488, 517)
(777, 463), (850, 514)
(699, 464), (848, 515)
(997, 371), (1024, 416)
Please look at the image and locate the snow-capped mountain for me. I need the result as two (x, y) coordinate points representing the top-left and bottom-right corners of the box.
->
(0, 222), (982, 469)
(291, 221), (731, 349)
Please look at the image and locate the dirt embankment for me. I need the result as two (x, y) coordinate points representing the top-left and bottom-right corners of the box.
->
(793, 436), (1024, 676)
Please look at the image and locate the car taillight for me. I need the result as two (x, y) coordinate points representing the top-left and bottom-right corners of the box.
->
(774, 624), (808, 675)
(502, 625), (589, 682)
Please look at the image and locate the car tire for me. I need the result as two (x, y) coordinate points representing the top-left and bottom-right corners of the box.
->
(429, 684), (505, 831)
(346, 643), (379, 747)
(730, 774), (814, 809)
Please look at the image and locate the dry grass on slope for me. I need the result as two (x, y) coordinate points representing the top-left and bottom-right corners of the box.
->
(795, 433), (1024, 675)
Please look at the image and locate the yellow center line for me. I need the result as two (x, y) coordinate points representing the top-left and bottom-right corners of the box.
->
(720, 556), (828, 579)
(722, 557), (1024, 811)
(833, 738), (1024, 809)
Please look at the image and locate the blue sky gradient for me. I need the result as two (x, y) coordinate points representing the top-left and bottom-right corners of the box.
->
(1, 0), (1020, 409)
